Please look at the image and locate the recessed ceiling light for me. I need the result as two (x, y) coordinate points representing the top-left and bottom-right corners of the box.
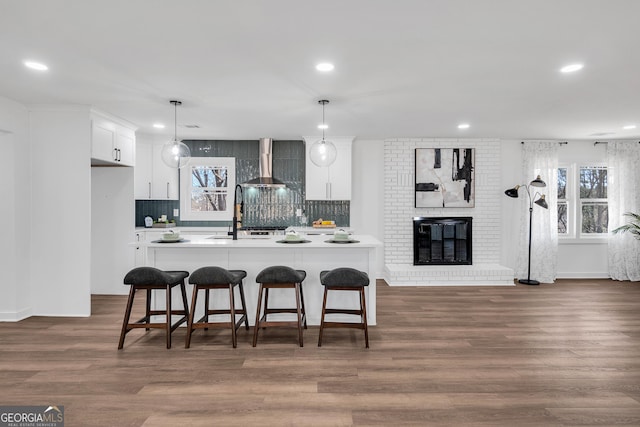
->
(560, 63), (584, 73)
(24, 60), (48, 71)
(153, 123), (165, 129)
(457, 123), (470, 129)
(622, 125), (636, 130)
(316, 63), (334, 72)
(317, 124), (328, 130)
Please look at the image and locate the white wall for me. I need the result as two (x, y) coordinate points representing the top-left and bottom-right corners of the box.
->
(350, 139), (385, 276)
(354, 137), (610, 281)
(0, 96), (31, 320)
(91, 167), (135, 294)
(29, 106), (92, 316)
(500, 140), (525, 271)
(379, 138), (514, 285)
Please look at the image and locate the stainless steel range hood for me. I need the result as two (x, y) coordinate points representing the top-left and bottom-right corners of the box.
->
(241, 138), (286, 188)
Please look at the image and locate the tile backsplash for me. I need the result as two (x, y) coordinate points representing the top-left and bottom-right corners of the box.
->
(135, 139), (350, 228)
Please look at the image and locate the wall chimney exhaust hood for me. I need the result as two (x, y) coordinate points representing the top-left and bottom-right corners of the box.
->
(241, 138), (286, 188)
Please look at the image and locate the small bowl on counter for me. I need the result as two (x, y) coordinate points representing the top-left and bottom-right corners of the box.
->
(161, 230), (181, 242)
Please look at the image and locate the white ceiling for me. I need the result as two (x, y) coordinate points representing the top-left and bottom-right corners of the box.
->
(1, 0), (639, 141)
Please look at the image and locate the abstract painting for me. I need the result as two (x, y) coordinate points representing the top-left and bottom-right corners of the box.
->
(415, 148), (475, 208)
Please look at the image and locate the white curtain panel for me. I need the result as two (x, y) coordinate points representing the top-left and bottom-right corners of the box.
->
(607, 141), (640, 281)
(517, 141), (558, 283)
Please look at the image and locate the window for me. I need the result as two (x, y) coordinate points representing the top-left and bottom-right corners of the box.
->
(557, 164), (607, 238)
(180, 157), (236, 220)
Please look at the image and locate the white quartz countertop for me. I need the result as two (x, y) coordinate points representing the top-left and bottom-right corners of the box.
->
(135, 226), (353, 235)
(141, 233), (380, 248)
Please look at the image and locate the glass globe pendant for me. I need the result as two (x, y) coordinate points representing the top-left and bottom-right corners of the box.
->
(160, 100), (191, 169)
(309, 100), (337, 167)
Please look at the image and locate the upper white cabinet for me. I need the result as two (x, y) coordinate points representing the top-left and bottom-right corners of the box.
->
(304, 136), (354, 200)
(134, 134), (179, 200)
(91, 113), (136, 166)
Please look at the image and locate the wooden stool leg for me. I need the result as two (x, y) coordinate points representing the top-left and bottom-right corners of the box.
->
(165, 284), (172, 349)
(229, 284), (237, 348)
(238, 281), (250, 330)
(318, 287), (329, 347)
(118, 286), (137, 349)
(145, 288), (152, 331)
(295, 283), (303, 347)
(204, 288), (210, 329)
(185, 285), (199, 348)
(360, 287), (369, 348)
(299, 282), (308, 329)
(262, 288), (270, 329)
(180, 281), (189, 321)
(252, 284), (265, 347)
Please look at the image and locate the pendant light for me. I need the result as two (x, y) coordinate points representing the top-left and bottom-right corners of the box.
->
(160, 100), (191, 168)
(309, 99), (337, 167)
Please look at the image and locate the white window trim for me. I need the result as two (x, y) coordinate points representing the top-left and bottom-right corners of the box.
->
(558, 162), (608, 244)
(179, 157), (236, 221)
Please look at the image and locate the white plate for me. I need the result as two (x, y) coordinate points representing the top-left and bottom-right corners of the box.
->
(153, 238), (186, 243)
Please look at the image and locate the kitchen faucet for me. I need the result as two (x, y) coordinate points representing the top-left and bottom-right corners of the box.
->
(232, 184), (243, 240)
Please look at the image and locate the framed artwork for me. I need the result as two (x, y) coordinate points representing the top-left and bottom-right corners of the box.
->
(415, 148), (475, 208)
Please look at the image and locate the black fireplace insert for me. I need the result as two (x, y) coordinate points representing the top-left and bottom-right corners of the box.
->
(413, 217), (472, 265)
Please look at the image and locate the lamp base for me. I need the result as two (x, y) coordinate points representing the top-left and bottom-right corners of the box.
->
(518, 279), (540, 286)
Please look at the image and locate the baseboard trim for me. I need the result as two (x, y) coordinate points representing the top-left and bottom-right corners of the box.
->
(556, 272), (610, 279)
(0, 307), (32, 322)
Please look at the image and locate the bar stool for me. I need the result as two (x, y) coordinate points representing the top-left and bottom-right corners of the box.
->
(318, 268), (370, 348)
(185, 266), (249, 348)
(253, 266), (307, 347)
(118, 267), (189, 349)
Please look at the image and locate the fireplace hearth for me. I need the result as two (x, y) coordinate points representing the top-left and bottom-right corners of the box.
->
(413, 217), (472, 265)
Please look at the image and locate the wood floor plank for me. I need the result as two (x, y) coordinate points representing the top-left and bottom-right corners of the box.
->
(1, 279), (639, 426)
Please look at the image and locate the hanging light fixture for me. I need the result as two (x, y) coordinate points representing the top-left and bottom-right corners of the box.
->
(309, 99), (337, 167)
(160, 100), (191, 168)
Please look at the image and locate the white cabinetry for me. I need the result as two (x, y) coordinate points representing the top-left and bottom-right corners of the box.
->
(133, 231), (146, 267)
(91, 113), (135, 166)
(304, 136), (354, 200)
(134, 134), (179, 200)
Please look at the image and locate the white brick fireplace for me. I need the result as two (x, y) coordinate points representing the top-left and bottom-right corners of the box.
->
(383, 138), (514, 285)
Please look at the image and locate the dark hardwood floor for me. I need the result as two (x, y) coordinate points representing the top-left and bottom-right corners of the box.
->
(1, 279), (640, 426)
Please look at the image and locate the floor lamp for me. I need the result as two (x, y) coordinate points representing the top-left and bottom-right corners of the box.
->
(505, 175), (548, 285)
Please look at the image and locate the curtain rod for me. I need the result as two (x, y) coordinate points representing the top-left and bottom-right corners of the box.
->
(520, 141), (639, 146)
(520, 141), (568, 145)
(594, 141), (640, 145)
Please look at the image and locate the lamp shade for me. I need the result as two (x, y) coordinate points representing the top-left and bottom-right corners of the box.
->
(534, 194), (548, 209)
(161, 99), (191, 169)
(310, 99), (337, 167)
(161, 139), (191, 169)
(504, 185), (520, 198)
(530, 175), (546, 187)
(309, 139), (337, 167)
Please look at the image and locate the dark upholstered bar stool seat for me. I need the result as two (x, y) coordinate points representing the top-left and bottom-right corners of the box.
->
(253, 266), (307, 347)
(118, 267), (189, 349)
(185, 266), (249, 348)
(318, 267), (370, 348)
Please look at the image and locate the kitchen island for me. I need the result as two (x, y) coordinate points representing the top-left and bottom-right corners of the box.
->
(140, 234), (382, 325)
